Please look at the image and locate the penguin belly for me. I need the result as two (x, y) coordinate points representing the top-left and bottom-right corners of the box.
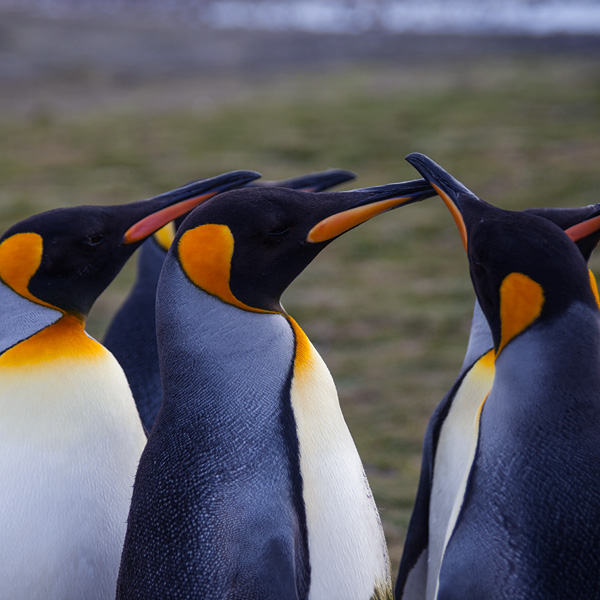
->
(427, 350), (494, 600)
(288, 327), (392, 599)
(0, 337), (146, 600)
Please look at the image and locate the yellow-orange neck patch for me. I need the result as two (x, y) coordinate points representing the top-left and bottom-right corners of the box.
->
(0, 233), (56, 309)
(286, 316), (315, 372)
(589, 270), (600, 310)
(477, 347), (496, 371)
(154, 222), (177, 252)
(498, 272), (544, 355)
(0, 313), (104, 368)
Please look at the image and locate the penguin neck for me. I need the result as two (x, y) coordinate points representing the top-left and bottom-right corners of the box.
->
(156, 257), (298, 436)
(460, 299), (494, 373)
(495, 301), (600, 399)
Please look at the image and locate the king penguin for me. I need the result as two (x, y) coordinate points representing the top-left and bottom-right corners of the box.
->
(395, 154), (600, 600)
(116, 178), (436, 600)
(402, 153), (600, 599)
(103, 169), (356, 432)
(0, 169), (260, 600)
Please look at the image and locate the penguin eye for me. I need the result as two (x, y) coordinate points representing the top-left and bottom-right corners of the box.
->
(266, 227), (290, 237)
(83, 234), (105, 247)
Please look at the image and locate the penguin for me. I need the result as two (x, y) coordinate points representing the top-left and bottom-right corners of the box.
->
(402, 153), (600, 599)
(116, 178), (437, 600)
(103, 168), (356, 432)
(247, 168), (357, 191)
(0, 169), (260, 600)
(395, 154), (600, 600)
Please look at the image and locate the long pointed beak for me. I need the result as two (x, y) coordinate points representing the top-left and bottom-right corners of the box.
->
(255, 169), (357, 192)
(565, 210), (600, 244)
(122, 170), (261, 244)
(405, 152), (482, 252)
(306, 178), (435, 243)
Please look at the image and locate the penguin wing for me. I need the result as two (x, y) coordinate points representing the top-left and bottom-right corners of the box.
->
(394, 386), (457, 600)
(394, 423), (434, 599)
(395, 361), (483, 600)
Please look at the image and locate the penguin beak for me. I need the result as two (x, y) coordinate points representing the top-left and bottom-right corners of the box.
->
(565, 207), (600, 244)
(405, 152), (483, 252)
(251, 169), (357, 192)
(306, 178), (435, 243)
(122, 170), (261, 244)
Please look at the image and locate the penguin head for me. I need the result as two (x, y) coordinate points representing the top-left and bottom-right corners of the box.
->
(524, 204), (600, 262)
(247, 168), (357, 192)
(406, 152), (599, 355)
(149, 169), (357, 255)
(172, 179), (435, 313)
(0, 170), (260, 318)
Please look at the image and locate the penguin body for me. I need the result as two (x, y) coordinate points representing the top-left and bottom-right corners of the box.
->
(396, 169), (600, 599)
(439, 303), (600, 599)
(402, 153), (600, 599)
(0, 170), (260, 598)
(117, 180), (436, 599)
(104, 169), (356, 432)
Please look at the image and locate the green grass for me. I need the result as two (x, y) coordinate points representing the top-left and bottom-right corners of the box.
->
(2, 51), (600, 573)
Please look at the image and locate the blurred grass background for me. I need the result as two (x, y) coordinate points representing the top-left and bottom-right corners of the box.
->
(2, 10), (600, 573)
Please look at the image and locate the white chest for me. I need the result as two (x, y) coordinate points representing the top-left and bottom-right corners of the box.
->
(290, 339), (391, 600)
(428, 352), (494, 600)
(0, 351), (146, 600)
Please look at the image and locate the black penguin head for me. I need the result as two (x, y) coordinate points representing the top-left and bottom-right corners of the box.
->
(524, 204), (600, 262)
(248, 168), (357, 192)
(172, 179), (435, 313)
(0, 170), (260, 317)
(150, 168), (357, 254)
(406, 152), (599, 354)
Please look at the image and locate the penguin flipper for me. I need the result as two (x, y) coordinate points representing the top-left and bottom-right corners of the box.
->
(395, 369), (476, 600)
(395, 408), (437, 599)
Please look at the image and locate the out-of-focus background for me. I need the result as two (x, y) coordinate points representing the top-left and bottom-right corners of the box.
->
(2, 0), (600, 573)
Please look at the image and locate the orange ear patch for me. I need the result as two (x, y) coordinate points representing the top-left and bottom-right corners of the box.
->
(498, 272), (544, 355)
(178, 224), (257, 312)
(0, 233), (55, 308)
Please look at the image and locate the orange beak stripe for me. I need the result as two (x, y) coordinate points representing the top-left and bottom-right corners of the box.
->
(565, 214), (600, 244)
(431, 182), (468, 252)
(306, 195), (416, 243)
(122, 192), (216, 244)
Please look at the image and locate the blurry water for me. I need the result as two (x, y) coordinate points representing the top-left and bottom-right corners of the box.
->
(1, 0), (600, 34)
